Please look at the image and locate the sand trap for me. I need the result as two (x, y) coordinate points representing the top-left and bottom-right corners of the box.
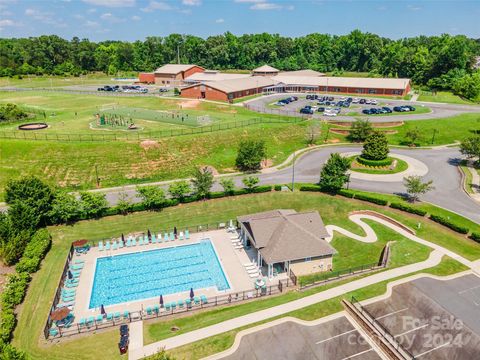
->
(140, 140), (160, 150)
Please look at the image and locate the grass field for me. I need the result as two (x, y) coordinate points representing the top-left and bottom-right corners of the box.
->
(417, 90), (479, 105)
(0, 73), (130, 89)
(12, 192), (479, 359)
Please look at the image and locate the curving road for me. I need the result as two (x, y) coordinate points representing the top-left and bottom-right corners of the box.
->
(98, 145), (480, 224)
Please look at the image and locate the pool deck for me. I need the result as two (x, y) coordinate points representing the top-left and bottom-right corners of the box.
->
(69, 229), (283, 324)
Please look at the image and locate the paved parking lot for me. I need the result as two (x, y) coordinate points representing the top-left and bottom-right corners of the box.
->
(219, 316), (382, 360)
(363, 274), (480, 359)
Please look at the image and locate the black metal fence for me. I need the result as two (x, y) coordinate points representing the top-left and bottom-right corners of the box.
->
(351, 296), (415, 359)
(0, 117), (294, 142)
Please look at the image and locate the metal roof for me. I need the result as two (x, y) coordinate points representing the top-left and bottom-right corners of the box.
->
(238, 210), (335, 264)
(272, 75), (411, 90)
(185, 76), (276, 93)
(252, 65), (279, 73)
(279, 69), (326, 77)
(184, 72), (251, 83)
(154, 64), (202, 74)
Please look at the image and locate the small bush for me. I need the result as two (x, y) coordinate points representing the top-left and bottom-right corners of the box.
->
(389, 203), (427, 216)
(251, 185), (272, 193)
(337, 189), (355, 198)
(0, 273), (30, 310)
(299, 184), (322, 192)
(470, 232), (480, 243)
(353, 193), (388, 206)
(274, 184), (282, 191)
(356, 156), (393, 167)
(209, 191), (226, 199)
(0, 309), (16, 343)
(233, 189), (248, 196)
(180, 195), (200, 203)
(15, 256), (41, 274)
(429, 215), (469, 234)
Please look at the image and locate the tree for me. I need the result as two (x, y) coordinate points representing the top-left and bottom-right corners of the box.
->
(191, 166), (214, 199)
(235, 140), (266, 172)
(137, 186), (166, 210)
(219, 178), (235, 194)
(305, 124), (321, 145)
(242, 176), (259, 192)
(115, 191), (132, 215)
(453, 71), (480, 100)
(79, 192), (108, 218)
(403, 175), (434, 202)
(348, 119), (373, 142)
(5, 176), (55, 227)
(404, 127), (422, 147)
(49, 191), (82, 224)
(7, 202), (39, 234)
(460, 136), (480, 165)
(319, 153), (351, 192)
(168, 181), (191, 201)
(361, 131), (389, 161)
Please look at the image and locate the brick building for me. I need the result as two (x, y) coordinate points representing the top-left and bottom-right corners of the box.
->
(139, 64), (205, 86)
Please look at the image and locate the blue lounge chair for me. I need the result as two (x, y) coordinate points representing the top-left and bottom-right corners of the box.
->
(169, 232), (175, 241)
(151, 234), (157, 244)
(126, 238), (131, 247)
(73, 259), (85, 264)
(146, 307), (152, 315)
(178, 299), (184, 308)
(61, 289), (75, 295)
(138, 237), (144, 246)
(123, 310), (130, 320)
(171, 302), (176, 310)
(49, 328), (59, 337)
(112, 240), (118, 250)
(185, 230), (190, 240)
(153, 305), (159, 314)
(114, 312), (121, 320)
(165, 303), (171, 311)
(164, 233), (169, 242)
(132, 237), (137, 246)
(99, 241), (104, 251)
(200, 295), (208, 304)
(70, 264), (83, 270)
(144, 235), (149, 244)
(56, 301), (75, 309)
(194, 296), (200, 305)
(105, 241), (110, 250)
(62, 295), (75, 302)
(78, 318), (86, 327)
(86, 317), (94, 327)
(157, 233), (162, 242)
(185, 298), (192, 308)
(106, 313), (113, 321)
(118, 240), (124, 249)
(96, 315), (103, 323)
(65, 282), (78, 288)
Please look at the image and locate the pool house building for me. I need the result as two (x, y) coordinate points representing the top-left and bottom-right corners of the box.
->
(237, 210), (336, 278)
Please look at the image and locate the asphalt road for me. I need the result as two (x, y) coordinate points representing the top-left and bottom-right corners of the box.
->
(99, 146), (480, 224)
(246, 93), (480, 122)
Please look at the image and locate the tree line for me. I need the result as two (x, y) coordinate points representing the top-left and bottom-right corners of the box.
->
(1, 31), (479, 93)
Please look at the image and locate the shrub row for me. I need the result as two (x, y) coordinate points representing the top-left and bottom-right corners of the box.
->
(470, 232), (480, 243)
(429, 215), (469, 234)
(352, 193), (388, 206)
(299, 184), (321, 192)
(16, 229), (52, 274)
(337, 189), (355, 198)
(389, 202), (427, 216)
(356, 156), (393, 167)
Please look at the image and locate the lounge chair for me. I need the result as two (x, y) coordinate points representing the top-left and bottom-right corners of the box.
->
(185, 298), (192, 308)
(165, 303), (171, 311)
(73, 259), (85, 264)
(157, 233), (162, 242)
(234, 245), (244, 250)
(179, 231), (184, 240)
(132, 237), (137, 246)
(185, 230), (190, 239)
(95, 315), (103, 323)
(153, 305), (159, 314)
(146, 307), (152, 316)
(105, 241), (110, 250)
(112, 240), (118, 250)
(123, 310), (130, 320)
(118, 241), (124, 249)
(249, 272), (260, 278)
(164, 233), (169, 242)
(169, 232), (175, 241)
(171, 302), (177, 310)
(99, 241), (104, 251)
(151, 234), (157, 244)
(56, 301), (75, 308)
(78, 318), (86, 327)
(200, 295), (208, 304)
(49, 328), (59, 337)
(193, 296), (200, 305)
(114, 312), (121, 320)
(138, 237), (143, 246)
(178, 299), (184, 308)
(65, 282), (78, 288)
(70, 263), (83, 270)
(126, 238), (131, 247)
(61, 289), (76, 295)
(62, 295), (75, 302)
(106, 313), (113, 321)
(86, 316), (94, 327)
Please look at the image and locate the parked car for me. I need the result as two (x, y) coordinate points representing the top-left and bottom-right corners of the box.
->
(317, 107), (325, 112)
(300, 107), (314, 114)
(276, 101), (286, 106)
(352, 98), (360, 103)
(404, 105), (416, 111)
(393, 106), (405, 112)
(359, 99), (366, 104)
(323, 110), (337, 117)
(382, 107), (392, 113)
(362, 109), (372, 115)
(159, 87), (169, 92)
(370, 99), (378, 105)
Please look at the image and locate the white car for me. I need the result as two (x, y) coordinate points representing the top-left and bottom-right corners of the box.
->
(323, 111), (337, 117)
(352, 98), (360, 103)
(310, 105), (319, 111)
(275, 102), (286, 106)
(370, 99), (378, 105)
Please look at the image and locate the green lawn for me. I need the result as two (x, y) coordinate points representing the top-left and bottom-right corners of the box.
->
(13, 192), (479, 359)
(417, 90), (479, 105)
(0, 73), (130, 89)
(349, 156), (409, 175)
(459, 160), (474, 194)
(167, 255), (467, 360)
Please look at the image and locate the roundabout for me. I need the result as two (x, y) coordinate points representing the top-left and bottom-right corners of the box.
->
(346, 155), (408, 175)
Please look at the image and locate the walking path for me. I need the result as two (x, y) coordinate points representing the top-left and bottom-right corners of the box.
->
(465, 161), (480, 202)
(128, 213), (479, 359)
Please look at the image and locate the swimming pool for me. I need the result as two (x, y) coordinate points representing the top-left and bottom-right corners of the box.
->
(89, 239), (230, 308)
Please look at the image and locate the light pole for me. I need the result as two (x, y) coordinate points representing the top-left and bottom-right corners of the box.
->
(291, 151), (296, 192)
(431, 129), (438, 145)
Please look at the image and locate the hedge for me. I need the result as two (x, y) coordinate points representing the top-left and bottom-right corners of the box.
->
(469, 232), (480, 243)
(389, 203), (427, 216)
(429, 214), (469, 234)
(352, 193), (388, 206)
(0, 272), (30, 310)
(299, 184), (321, 192)
(251, 185), (272, 193)
(356, 156), (393, 167)
(337, 189), (355, 198)
(0, 310), (16, 343)
(274, 184), (282, 191)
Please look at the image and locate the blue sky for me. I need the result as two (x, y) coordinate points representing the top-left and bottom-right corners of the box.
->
(0, 0), (479, 41)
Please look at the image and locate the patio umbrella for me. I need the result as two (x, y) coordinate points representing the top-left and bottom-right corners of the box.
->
(121, 233), (125, 245)
(67, 270), (73, 280)
(72, 239), (88, 248)
(50, 307), (70, 322)
(100, 304), (106, 316)
(159, 295), (164, 308)
(189, 288), (194, 300)
(147, 229), (152, 240)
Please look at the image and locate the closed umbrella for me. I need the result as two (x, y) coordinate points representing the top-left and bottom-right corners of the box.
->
(159, 295), (164, 308)
(147, 229), (152, 240)
(121, 233), (125, 245)
(100, 304), (106, 316)
(189, 288), (194, 300)
(68, 270), (73, 280)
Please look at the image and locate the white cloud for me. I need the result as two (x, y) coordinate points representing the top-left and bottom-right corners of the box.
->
(84, 20), (99, 27)
(0, 19), (15, 26)
(24, 7), (66, 26)
(250, 2), (282, 10)
(407, 4), (421, 11)
(100, 12), (124, 22)
(82, 0), (135, 7)
(182, 0), (201, 5)
(73, 14), (84, 19)
(141, 1), (173, 12)
(87, 8), (97, 13)
(234, 0), (264, 3)
(215, 18), (224, 23)
(131, 15), (141, 21)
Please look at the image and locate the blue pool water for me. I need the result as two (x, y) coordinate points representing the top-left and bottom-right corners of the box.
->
(89, 239), (230, 308)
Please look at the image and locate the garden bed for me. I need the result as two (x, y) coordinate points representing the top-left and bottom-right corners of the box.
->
(348, 155), (408, 175)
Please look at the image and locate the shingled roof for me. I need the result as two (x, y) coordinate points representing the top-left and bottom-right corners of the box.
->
(237, 209), (335, 264)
